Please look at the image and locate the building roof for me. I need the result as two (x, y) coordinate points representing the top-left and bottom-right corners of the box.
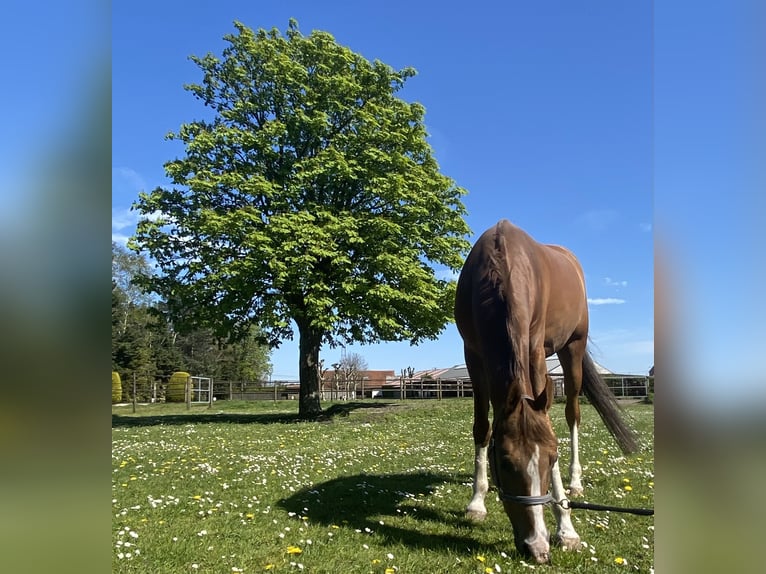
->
(320, 369), (395, 390)
(419, 356), (613, 382)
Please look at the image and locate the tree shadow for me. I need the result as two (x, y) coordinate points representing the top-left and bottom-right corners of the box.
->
(278, 471), (515, 555)
(111, 401), (400, 428)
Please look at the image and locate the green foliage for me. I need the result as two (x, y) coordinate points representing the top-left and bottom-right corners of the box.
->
(166, 371), (191, 403)
(111, 372), (122, 404)
(177, 325), (272, 382)
(130, 20), (471, 416)
(112, 243), (272, 388)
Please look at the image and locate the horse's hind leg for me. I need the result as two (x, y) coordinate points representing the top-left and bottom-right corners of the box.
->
(464, 348), (491, 521)
(558, 343), (585, 496)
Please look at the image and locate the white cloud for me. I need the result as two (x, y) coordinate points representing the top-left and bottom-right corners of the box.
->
(112, 207), (167, 235)
(587, 297), (626, 305)
(112, 207), (137, 231)
(604, 277), (628, 287)
(112, 233), (132, 247)
(143, 210), (168, 223)
(577, 209), (618, 232)
(113, 166), (147, 192)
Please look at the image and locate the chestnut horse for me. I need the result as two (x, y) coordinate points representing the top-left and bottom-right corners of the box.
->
(454, 220), (637, 563)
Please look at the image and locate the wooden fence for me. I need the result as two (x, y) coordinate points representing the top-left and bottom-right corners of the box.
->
(114, 375), (652, 411)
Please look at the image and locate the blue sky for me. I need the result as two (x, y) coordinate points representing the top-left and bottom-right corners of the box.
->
(113, 1), (654, 379)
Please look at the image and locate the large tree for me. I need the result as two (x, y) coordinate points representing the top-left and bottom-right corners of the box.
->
(131, 20), (471, 417)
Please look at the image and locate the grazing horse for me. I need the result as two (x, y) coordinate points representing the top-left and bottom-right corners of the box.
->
(454, 220), (637, 564)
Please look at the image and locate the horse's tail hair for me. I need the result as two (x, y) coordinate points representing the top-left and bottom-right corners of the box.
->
(581, 352), (639, 454)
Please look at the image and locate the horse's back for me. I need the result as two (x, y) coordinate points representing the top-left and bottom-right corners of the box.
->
(455, 220), (542, 353)
(539, 243), (589, 354)
(455, 220), (588, 356)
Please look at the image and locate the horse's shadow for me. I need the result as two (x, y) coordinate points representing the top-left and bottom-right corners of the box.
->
(278, 471), (509, 554)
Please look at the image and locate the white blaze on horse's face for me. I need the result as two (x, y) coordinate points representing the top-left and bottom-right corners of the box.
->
(496, 434), (556, 564)
(524, 445), (549, 556)
(523, 445), (551, 562)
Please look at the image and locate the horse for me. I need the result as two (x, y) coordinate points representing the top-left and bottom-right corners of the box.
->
(454, 219), (637, 564)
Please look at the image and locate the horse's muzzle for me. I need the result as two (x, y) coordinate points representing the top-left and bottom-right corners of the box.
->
(519, 535), (551, 564)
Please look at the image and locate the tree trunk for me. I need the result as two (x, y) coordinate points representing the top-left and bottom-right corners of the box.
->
(297, 321), (323, 418)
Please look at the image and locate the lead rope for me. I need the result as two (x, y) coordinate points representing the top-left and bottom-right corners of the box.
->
(553, 498), (654, 516)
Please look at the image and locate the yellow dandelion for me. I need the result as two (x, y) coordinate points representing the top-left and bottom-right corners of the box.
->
(192, 495), (202, 500)
(264, 565), (274, 570)
(624, 485), (633, 491)
(485, 568), (494, 574)
(614, 556), (626, 565)
(476, 555), (486, 563)
(622, 478), (631, 483)
(286, 545), (302, 555)
(246, 513), (255, 519)
(372, 559), (381, 564)
(385, 569), (396, 574)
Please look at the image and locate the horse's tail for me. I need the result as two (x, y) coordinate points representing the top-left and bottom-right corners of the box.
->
(581, 352), (639, 454)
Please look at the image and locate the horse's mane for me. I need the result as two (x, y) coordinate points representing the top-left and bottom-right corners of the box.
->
(485, 221), (525, 393)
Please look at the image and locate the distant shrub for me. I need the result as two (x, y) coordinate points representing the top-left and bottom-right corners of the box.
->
(112, 372), (122, 404)
(167, 371), (191, 403)
(642, 392), (654, 405)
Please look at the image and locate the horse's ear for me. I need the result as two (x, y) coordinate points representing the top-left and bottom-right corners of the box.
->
(533, 374), (555, 412)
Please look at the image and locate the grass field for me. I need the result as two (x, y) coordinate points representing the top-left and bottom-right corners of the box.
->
(112, 399), (654, 573)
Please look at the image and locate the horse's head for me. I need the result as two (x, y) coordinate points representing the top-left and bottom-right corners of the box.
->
(491, 383), (558, 564)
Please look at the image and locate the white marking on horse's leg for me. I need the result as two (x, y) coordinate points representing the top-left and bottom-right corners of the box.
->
(550, 458), (581, 550)
(466, 444), (489, 520)
(569, 422), (583, 496)
(524, 446), (550, 561)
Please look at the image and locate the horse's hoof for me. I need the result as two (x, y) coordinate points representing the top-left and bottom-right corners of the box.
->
(553, 533), (582, 551)
(465, 509), (487, 522)
(568, 486), (584, 497)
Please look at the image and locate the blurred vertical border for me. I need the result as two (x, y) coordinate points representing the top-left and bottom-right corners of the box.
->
(655, 1), (765, 573)
(0, 0), (110, 571)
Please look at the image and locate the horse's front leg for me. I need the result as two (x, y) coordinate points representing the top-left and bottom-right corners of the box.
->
(465, 441), (490, 521)
(550, 458), (581, 550)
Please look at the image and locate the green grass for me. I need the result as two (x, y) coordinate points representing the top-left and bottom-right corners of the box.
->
(112, 399), (654, 573)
